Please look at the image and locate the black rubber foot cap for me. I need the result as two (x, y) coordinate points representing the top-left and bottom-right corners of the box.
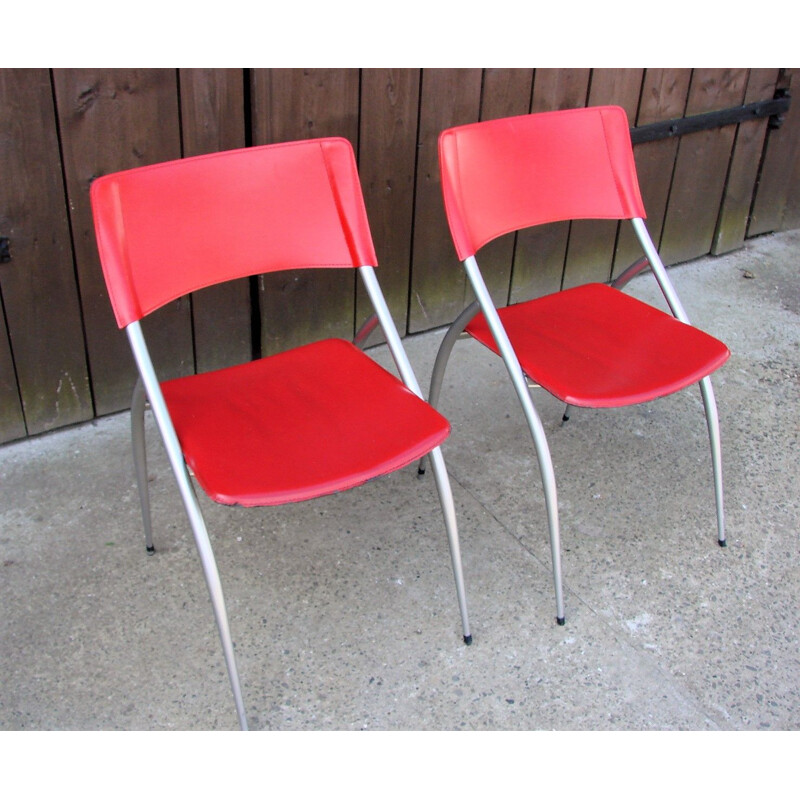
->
(464, 634), (473, 645)
(562, 414), (570, 423)
(146, 545), (156, 555)
(718, 539), (727, 548)
(556, 616), (566, 626)
(417, 467), (426, 476)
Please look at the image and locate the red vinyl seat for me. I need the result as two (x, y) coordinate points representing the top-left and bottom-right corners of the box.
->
(90, 137), (471, 730)
(426, 106), (729, 626)
(161, 337), (450, 507)
(465, 282), (729, 408)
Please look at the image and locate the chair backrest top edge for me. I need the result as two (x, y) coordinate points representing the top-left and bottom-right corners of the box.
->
(91, 136), (377, 328)
(438, 106), (647, 261)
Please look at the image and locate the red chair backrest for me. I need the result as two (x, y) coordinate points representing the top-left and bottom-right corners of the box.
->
(438, 105), (647, 261)
(91, 137), (378, 328)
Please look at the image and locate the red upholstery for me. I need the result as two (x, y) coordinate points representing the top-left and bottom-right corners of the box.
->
(466, 283), (730, 407)
(161, 339), (449, 506)
(91, 137), (449, 507)
(440, 106), (729, 408)
(89, 136), (473, 722)
(439, 106), (646, 261)
(91, 138), (377, 328)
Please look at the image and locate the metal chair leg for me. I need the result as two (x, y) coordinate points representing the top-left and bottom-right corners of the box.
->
(133, 386), (248, 729)
(520, 389), (566, 625)
(418, 301), (481, 476)
(699, 376), (726, 547)
(461, 257), (566, 625)
(357, 266), (471, 645)
(428, 445), (472, 644)
(127, 323), (248, 730)
(353, 312), (379, 349)
(181, 481), (249, 730)
(131, 377), (155, 554)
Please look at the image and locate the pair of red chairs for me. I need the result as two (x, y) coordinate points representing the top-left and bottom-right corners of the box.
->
(91, 106), (729, 729)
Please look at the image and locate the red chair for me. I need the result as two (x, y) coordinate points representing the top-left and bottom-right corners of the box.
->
(423, 106), (730, 625)
(91, 137), (471, 730)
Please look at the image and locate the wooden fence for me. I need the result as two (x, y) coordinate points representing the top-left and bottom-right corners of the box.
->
(1, 68), (799, 444)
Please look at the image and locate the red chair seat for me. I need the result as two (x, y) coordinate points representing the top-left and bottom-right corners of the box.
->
(466, 283), (730, 408)
(161, 338), (450, 506)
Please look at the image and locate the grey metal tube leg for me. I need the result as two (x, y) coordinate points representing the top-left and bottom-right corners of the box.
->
(127, 323), (248, 730)
(183, 485), (249, 730)
(418, 301), (481, 476)
(513, 383), (566, 624)
(428, 445), (472, 644)
(131, 377), (154, 554)
(462, 257), (566, 625)
(699, 376), (726, 546)
(533, 416), (566, 625)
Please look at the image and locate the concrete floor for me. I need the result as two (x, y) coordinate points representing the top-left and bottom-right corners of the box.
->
(1, 229), (799, 732)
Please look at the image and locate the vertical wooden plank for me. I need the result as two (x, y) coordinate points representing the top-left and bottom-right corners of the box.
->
(781, 93), (800, 232)
(561, 68), (644, 289)
(750, 69), (800, 236)
(250, 68), (360, 355)
(178, 68), (251, 373)
(53, 68), (190, 415)
(509, 68), (591, 304)
(408, 68), (483, 333)
(614, 68), (693, 276)
(0, 69), (93, 437)
(477, 69), (535, 308)
(712, 69), (780, 254)
(0, 303), (27, 443)
(179, 68), (246, 156)
(659, 68), (749, 266)
(356, 69), (420, 339)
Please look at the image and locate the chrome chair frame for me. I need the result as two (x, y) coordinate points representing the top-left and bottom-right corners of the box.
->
(129, 265), (471, 730)
(422, 217), (725, 626)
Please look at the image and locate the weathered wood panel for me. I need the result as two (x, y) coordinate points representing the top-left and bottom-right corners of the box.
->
(408, 69), (483, 333)
(659, 68), (749, 266)
(251, 68), (360, 355)
(780, 70), (800, 231)
(561, 68), (644, 289)
(509, 68), (591, 304)
(712, 69), (781, 254)
(0, 69), (93, 439)
(0, 303), (27, 442)
(53, 68), (191, 415)
(178, 68), (251, 373)
(0, 67), (798, 442)
(355, 69), (421, 339)
(782, 81), (800, 233)
(750, 69), (800, 235)
(613, 68), (693, 276)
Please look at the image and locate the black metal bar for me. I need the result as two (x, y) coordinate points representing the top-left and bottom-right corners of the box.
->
(630, 93), (791, 145)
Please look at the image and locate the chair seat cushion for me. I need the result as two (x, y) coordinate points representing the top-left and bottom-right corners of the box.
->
(161, 338), (450, 506)
(465, 283), (730, 407)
